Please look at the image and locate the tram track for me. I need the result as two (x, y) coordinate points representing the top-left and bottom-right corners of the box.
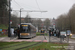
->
(16, 42), (42, 50)
(0, 35), (47, 50)
(0, 41), (42, 50)
(0, 42), (29, 49)
(15, 35), (47, 50)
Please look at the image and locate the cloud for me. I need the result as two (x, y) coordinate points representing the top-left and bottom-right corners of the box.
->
(11, 0), (75, 19)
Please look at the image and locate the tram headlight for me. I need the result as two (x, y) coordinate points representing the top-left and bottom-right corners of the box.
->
(20, 33), (21, 35)
(70, 34), (72, 36)
(65, 34), (66, 36)
(28, 34), (30, 35)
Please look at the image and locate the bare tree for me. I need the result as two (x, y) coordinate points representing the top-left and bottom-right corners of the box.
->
(44, 18), (50, 29)
(56, 4), (75, 34)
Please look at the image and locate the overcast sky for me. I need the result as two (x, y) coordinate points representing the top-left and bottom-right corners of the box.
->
(11, 0), (75, 19)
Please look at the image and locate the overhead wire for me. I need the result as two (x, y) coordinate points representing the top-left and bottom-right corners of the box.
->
(14, 0), (39, 10)
(13, 0), (43, 18)
(19, 2), (39, 10)
(14, 0), (22, 8)
(35, 0), (41, 11)
(13, 0), (43, 11)
(12, 0), (21, 14)
(35, 0), (42, 17)
(13, 0), (40, 17)
(12, 0), (21, 8)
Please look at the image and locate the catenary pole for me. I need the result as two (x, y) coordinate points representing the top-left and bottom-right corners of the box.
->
(8, 0), (11, 37)
(20, 9), (21, 25)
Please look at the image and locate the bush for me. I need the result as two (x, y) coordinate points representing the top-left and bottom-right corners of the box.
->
(0, 24), (8, 29)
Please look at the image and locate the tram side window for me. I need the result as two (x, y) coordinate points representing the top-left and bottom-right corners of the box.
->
(31, 26), (33, 31)
(28, 26), (31, 31)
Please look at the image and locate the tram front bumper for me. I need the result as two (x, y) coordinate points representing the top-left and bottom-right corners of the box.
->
(20, 35), (31, 38)
(19, 33), (31, 38)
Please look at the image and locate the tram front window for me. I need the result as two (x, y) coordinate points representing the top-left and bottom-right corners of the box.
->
(23, 27), (28, 32)
(20, 25), (29, 33)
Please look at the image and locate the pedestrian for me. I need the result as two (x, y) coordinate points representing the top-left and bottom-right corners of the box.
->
(58, 30), (60, 38)
(14, 27), (20, 37)
(49, 29), (51, 36)
(54, 30), (56, 36)
(56, 29), (59, 37)
(49, 29), (52, 42)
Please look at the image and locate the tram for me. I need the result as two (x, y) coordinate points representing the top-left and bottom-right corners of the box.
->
(18, 23), (36, 38)
(40, 29), (45, 35)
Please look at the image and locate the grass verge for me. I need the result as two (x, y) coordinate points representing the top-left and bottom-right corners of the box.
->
(0, 42), (68, 50)
(36, 32), (48, 36)
(0, 24), (8, 29)
(24, 42), (68, 50)
(0, 35), (7, 37)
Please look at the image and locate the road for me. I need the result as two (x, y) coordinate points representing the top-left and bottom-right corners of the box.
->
(0, 36), (47, 42)
(71, 34), (75, 38)
(0, 35), (75, 43)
